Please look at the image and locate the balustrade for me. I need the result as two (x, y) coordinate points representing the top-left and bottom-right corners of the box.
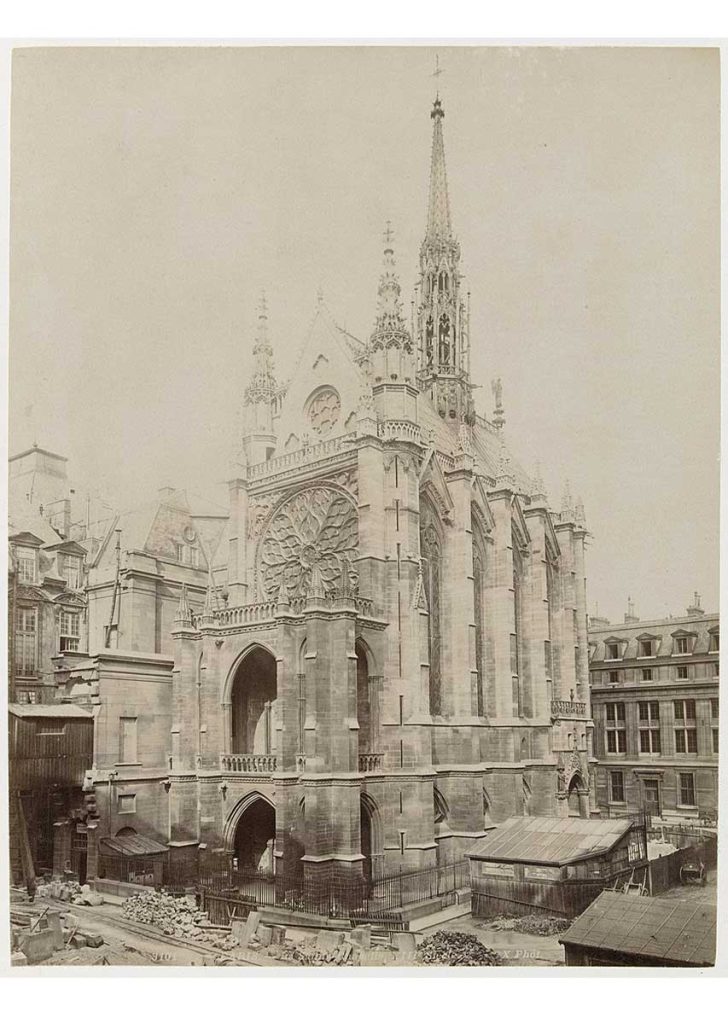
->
(358, 753), (383, 773)
(220, 754), (277, 773)
(550, 699), (587, 718)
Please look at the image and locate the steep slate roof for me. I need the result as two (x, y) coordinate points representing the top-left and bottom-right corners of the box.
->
(467, 816), (632, 866)
(589, 613), (719, 662)
(559, 891), (716, 966)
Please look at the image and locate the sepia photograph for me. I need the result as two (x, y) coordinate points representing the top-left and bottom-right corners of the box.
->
(3, 42), (721, 973)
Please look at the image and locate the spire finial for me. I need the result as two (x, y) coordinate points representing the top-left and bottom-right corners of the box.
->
(244, 290), (277, 406)
(383, 220), (394, 250)
(174, 583), (192, 627)
(370, 222), (411, 351)
(531, 461), (547, 503)
(492, 378), (505, 430)
(561, 479), (574, 520)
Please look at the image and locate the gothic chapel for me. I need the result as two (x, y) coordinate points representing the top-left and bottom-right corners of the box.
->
(169, 95), (593, 891)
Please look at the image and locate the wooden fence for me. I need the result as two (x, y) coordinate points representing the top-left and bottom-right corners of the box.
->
(648, 834), (717, 895)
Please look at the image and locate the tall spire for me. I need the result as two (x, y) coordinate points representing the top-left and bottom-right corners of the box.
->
(372, 225), (410, 344)
(416, 93), (473, 423)
(425, 98), (453, 244)
(244, 291), (277, 405)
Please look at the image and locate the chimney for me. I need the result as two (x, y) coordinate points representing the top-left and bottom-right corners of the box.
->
(687, 591), (704, 617)
(624, 596), (639, 624)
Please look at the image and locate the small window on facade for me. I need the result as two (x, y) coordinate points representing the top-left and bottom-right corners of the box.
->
(605, 703), (626, 753)
(15, 545), (38, 584)
(641, 668), (653, 681)
(709, 631), (719, 652)
(675, 636), (690, 655)
(674, 699), (696, 721)
(64, 555), (82, 589)
(678, 773), (696, 807)
(713, 729), (719, 754)
(608, 670), (620, 684)
(711, 698), (719, 718)
(674, 728), (697, 754)
(60, 609), (81, 653)
(37, 719), (67, 737)
(175, 543), (184, 562)
(609, 770), (625, 803)
(15, 607), (38, 676)
(639, 729), (661, 754)
(606, 642), (620, 661)
(676, 665), (689, 680)
(189, 545), (199, 568)
(118, 794), (136, 814)
(638, 639), (655, 658)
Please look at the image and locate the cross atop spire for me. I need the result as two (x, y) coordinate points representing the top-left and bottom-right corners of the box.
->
(371, 222), (410, 347)
(432, 53), (444, 99)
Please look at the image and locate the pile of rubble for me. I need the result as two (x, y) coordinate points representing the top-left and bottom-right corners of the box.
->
(487, 914), (570, 937)
(416, 930), (502, 966)
(122, 891), (235, 950)
(34, 881), (104, 906)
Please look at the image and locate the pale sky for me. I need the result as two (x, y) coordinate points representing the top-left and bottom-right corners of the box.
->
(9, 45), (719, 623)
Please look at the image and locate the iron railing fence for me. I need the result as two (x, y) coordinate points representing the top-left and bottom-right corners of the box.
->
(197, 856), (470, 922)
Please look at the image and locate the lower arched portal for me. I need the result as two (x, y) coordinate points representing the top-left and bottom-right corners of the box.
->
(233, 796), (276, 875)
(360, 793), (383, 887)
(567, 774), (589, 818)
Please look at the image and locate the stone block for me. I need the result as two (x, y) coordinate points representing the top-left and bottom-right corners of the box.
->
(257, 925), (273, 948)
(270, 925), (286, 945)
(70, 934), (88, 948)
(232, 910), (261, 948)
(19, 929), (58, 964)
(82, 892), (104, 906)
(350, 925), (372, 949)
(316, 929), (346, 952)
(393, 931), (417, 955)
(11, 952), (28, 967)
(83, 933), (105, 948)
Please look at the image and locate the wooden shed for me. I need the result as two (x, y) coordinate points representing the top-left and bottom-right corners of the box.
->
(467, 815), (648, 919)
(98, 831), (169, 888)
(559, 891), (716, 966)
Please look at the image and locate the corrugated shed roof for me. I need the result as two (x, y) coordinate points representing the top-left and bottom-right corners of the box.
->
(9, 703), (93, 719)
(559, 891), (716, 966)
(467, 816), (632, 866)
(100, 834), (169, 857)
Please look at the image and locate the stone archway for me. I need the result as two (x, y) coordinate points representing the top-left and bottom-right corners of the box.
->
(360, 792), (384, 885)
(229, 645), (277, 755)
(224, 792), (276, 875)
(567, 773), (589, 819)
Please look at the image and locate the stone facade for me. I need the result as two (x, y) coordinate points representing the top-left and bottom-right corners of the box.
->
(160, 96), (594, 888)
(588, 597), (719, 823)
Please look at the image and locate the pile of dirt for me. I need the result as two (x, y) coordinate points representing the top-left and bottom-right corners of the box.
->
(487, 914), (570, 936)
(416, 930), (502, 966)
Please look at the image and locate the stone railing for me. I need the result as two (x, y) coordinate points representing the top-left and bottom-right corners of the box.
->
(358, 753), (383, 773)
(247, 432), (357, 481)
(220, 754), (277, 773)
(194, 595), (379, 630)
(550, 699), (587, 718)
(377, 421), (422, 445)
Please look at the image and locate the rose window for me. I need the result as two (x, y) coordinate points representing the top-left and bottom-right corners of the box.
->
(307, 388), (341, 436)
(259, 486), (358, 598)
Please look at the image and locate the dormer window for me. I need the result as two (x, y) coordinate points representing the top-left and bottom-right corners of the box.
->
(15, 545), (38, 584)
(636, 634), (659, 658)
(709, 628), (719, 652)
(671, 630), (697, 656)
(63, 554), (82, 589)
(604, 637), (626, 661)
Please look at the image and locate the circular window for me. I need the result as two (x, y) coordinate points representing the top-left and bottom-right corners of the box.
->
(307, 388), (341, 436)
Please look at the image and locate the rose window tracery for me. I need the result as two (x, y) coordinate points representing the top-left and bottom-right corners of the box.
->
(259, 486), (358, 598)
(307, 388), (341, 436)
